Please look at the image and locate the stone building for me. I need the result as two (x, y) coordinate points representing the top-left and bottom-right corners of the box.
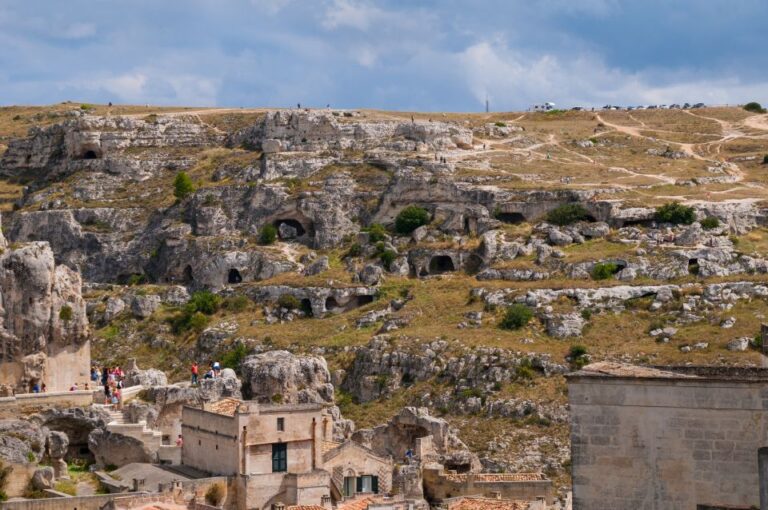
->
(181, 399), (395, 509)
(567, 362), (768, 510)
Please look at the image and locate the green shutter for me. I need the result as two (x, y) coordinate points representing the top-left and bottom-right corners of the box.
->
(372, 476), (379, 494)
(356, 477), (363, 493)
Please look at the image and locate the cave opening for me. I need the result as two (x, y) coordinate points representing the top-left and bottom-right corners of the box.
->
(274, 219), (306, 239)
(183, 265), (194, 284)
(82, 150), (99, 160)
(495, 212), (526, 224)
(429, 255), (456, 274)
(228, 268), (243, 284)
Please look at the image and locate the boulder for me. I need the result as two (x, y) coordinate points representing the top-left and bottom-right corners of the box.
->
(241, 350), (334, 404)
(303, 256), (329, 276)
(359, 264), (384, 286)
(543, 313), (586, 338)
(88, 429), (152, 468)
(31, 467), (55, 490)
(47, 431), (69, 459)
(103, 297), (126, 322)
(130, 294), (161, 319)
(726, 337), (750, 352)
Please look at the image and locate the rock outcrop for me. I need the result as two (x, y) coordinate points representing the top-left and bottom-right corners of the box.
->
(353, 407), (481, 472)
(241, 350), (334, 404)
(88, 429), (152, 468)
(0, 227), (89, 392)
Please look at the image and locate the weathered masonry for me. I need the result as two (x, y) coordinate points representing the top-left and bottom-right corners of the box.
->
(567, 362), (768, 510)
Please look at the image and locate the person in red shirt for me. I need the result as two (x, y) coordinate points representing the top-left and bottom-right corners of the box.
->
(191, 362), (199, 385)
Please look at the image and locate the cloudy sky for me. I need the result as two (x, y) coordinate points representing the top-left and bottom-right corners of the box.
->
(0, 0), (766, 111)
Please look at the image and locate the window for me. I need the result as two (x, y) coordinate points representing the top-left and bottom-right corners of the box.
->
(356, 475), (378, 494)
(277, 417), (285, 432)
(344, 476), (356, 497)
(272, 443), (287, 472)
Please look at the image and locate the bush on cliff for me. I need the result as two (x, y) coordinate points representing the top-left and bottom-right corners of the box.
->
(654, 202), (696, 225)
(173, 172), (195, 200)
(259, 224), (277, 245)
(395, 206), (430, 234)
(499, 304), (534, 330)
(546, 203), (589, 226)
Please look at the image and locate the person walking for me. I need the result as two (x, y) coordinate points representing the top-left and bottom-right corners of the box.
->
(213, 360), (221, 378)
(191, 362), (199, 385)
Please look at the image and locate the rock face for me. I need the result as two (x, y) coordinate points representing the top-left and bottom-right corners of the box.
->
(352, 407), (481, 472)
(124, 359), (168, 387)
(241, 350), (334, 404)
(31, 467), (55, 490)
(0, 230), (90, 392)
(88, 429), (152, 467)
(0, 419), (47, 464)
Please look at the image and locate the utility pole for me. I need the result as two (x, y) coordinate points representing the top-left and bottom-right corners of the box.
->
(485, 95), (490, 113)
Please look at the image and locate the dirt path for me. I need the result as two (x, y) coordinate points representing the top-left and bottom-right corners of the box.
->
(744, 113), (768, 131)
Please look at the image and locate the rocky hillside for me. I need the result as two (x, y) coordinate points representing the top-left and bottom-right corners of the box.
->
(2, 102), (768, 484)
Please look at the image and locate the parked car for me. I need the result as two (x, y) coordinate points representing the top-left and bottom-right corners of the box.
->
(669, 104), (681, 109)
(571, 106), (584, 111)
(693, 103), (705, 108)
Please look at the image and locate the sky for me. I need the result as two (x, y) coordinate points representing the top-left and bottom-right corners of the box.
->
(0, 0), (766, 111)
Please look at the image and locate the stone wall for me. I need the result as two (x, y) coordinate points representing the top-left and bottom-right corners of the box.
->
(0, 391), (94, 419)
(421, 469), (552, 504)
(568, 373), (768, 510)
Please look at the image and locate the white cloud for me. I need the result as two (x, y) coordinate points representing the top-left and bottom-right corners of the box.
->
(59, 22), (96, 40)
(321, 0), (384, 30)
(250, 0), (294, 15)
(456, 40), (766, 110)
(99, 73), (148, 100)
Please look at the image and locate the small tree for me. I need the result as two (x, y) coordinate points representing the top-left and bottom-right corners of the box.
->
(654, 202), (696, 225)
(259, 224), (278, 245)
(744, 102), (767, 114)
(700, 217), (719, 230)
(59, 305), (73, 322)
(277, 294), (300, 310)
(379, 249), (397, 270)
(205, 483), (225, 507)
(763, 155), (768, 165)
(499, 304), (534, 330)
(591, 262), (619, 280)
(366, 223), (388, 243)
(395, 206), (430, 234)
(188, 291), (221, 315)
(173, 172), (195, 200)
(546, 203), (589, 226)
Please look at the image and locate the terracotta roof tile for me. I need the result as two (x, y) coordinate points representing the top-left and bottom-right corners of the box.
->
(287, 506), (325, 510)
(337, 496), (374, 510)
(448, 497), (530, 510)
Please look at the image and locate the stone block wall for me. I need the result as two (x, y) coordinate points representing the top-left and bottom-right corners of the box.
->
(569, 376), (768, 510)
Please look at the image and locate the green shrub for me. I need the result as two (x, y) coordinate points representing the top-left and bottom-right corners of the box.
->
(569, 345), (589, 368)
(173, 172), (195, 200)
(346, 243), (362, 258)
(744, 102), (767, 114)
(127, 274), (146, 286)
(499, 304), (534, 330)
(700, 217), (719, 230)
(379, 249), (397, 270)
(221, 343), (249, 370)
(516, 358), (535, 380)
(546, 203), (589, 226)
(655, 202), (696, 225)
(763, 155), (768, 165)
(459, 387), (483, 400)
(189, 291), (221, 315)
(59, 305), (73, 322)
(205, 483), (225, 506)
(259, 224), (277, 245)
(80, 103), (92, 110)
(222, 295), (250, 313)
(580, 308), (593, 320)
(494, 121), (507, 127)
(365, 223), (388, 243)
(277, 294), (300, 310)
(395, 206), (430, 234)
(591, 262), (619, 280)
(569, 344), (588, 359)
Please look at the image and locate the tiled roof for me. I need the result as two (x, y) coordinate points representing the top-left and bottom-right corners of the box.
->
(206, 397), (242, 416)
(337, 496), (374, 510)
(441, 472), (546, 483)
(322, 439), (342, 454)
(286, 506), (325, 510)
(447, 497), (530, 510)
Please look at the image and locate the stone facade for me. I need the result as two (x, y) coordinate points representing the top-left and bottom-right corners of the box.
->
(568, 362), (768, 510)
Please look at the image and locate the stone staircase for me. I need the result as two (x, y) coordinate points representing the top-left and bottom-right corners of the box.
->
(95, 403), (164, 454)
